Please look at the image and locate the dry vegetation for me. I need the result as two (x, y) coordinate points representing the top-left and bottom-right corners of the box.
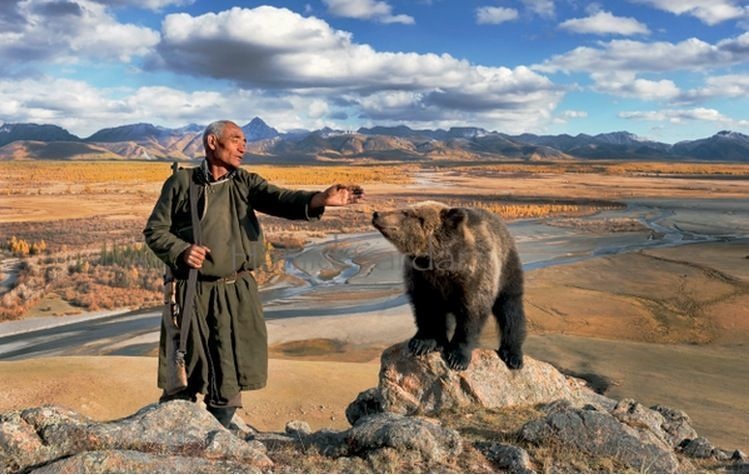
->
(449, 161), (749, 177)
(268, 405), (712, 473)
(0, 161), (416, 196)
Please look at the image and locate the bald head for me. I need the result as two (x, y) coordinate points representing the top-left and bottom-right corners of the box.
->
(203, 120), (239, 152)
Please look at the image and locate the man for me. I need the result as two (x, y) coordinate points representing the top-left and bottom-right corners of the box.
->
(144, 120), (364, 426)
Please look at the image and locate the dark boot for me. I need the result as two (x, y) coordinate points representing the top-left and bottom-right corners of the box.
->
(207, 405), (236, 428)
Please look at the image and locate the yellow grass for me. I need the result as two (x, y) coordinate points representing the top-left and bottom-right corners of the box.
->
(247, 164), (416, 185)
(452, 161), (749, 176)
(469, 202), (602, 220)
(0, 161), (415, 195)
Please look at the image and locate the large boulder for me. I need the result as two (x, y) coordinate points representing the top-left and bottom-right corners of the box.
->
(611, 399), (698, 449)
(31, 450), (255, 474)
(520, 405), (680, 473)
(348, 342), (614, 419)
(345, 413), (462, 462)
(0, 401), (271, 473)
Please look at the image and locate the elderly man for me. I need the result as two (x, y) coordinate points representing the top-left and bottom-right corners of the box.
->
(144, 120), (363, 426)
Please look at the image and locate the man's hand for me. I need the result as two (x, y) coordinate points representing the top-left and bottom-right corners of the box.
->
(181, 244), (211, 269)
(310, 184), (365, 208)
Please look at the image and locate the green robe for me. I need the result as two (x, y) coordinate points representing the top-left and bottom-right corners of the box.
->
(144, 164), (322, 405)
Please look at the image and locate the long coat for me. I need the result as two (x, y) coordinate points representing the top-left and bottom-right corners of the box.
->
(143, 164), (321, 405)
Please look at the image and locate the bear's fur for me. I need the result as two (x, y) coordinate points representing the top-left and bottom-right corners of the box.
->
(372, 201), (526, 370)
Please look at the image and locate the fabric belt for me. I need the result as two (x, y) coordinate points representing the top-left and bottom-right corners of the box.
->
(193, 269), (254, 284)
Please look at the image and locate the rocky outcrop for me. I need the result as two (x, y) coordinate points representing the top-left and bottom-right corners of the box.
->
(347, 342), (614, 422)
(0, 402), (271, 473)
(344, 413), (461, 461)
(520, 404), (680, 473)
(1, 341), (744, 473)
(345, 342), (744, 473)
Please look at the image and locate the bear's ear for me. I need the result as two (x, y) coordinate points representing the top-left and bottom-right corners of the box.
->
(441, 207), (467, 228)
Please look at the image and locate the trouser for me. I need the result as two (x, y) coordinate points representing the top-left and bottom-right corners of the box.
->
(160, 389), (242, 427)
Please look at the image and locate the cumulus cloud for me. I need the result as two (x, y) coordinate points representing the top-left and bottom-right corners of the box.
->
(685, 74), (749, 102)
(475, 6), (518, 25)
(552, 109), (588, 125)
(559, 10), (650, 36)
(0, 0), (159, 69)
(322, 0), (414, 24)
(534, 35), (749, 74)
(619, 107), (734, 123)
(631, 0), (749, 25)
(590, 72), (681, 101)
(522, 0), (555, 18)
(561, 110), (588, 119)
(91, 0), (194, 10)
(155, 6), (563, 132)
(0, 77), (341, 136)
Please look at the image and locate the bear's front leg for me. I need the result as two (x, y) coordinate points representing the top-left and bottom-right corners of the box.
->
(407, 284), (449, 356)
(443, 310), (489, 370)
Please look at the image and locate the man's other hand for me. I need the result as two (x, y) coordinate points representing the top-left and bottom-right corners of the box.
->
(181, 244), (211, 269)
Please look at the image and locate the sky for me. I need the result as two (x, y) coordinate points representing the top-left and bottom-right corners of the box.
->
(1, 0), (749, 143)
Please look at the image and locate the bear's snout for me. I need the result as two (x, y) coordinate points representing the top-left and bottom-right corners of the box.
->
(371, 210), (391, 236)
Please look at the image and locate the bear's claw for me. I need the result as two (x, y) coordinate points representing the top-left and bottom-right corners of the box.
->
(408, 337), (441, 355)
(443, 347), (471, 371)
(498, 347), (524, 370)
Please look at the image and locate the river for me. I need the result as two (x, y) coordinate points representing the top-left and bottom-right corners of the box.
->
(0, 197), (747, 359)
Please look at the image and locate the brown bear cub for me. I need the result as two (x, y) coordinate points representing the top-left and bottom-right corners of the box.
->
(372, 201), (526, 371)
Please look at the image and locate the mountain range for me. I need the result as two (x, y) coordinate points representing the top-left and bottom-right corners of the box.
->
(1, 118), (748, 162)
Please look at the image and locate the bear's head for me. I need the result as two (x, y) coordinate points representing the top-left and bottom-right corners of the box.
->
(372, 201), (469, 257)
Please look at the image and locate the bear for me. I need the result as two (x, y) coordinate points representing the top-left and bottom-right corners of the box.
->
(372, 201), (526, 371)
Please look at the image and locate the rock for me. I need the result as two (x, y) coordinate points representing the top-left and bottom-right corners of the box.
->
(30, 450), (258, 474)
(346, 387), (385, 425)
(651, 404), (698, 447)
(345, 413), (462, 463)
(376, 342), (614, 416)
(611, 399), (675, 449)
(520, 407), (679, 473)
(251, 432), (301, 451)
(0, 402), (272, 473)
(481, 442), (534, 473)
(228, 414), (256, 440)
(732, 449), (747, 461)
(304, 429), (348, 457)
(285, 420), (312, 438)
(713, 449), (733, 461)
(681, 437), (716, 459)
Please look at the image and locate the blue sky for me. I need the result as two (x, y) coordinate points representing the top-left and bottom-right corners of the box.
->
(1, 0), (748, 143)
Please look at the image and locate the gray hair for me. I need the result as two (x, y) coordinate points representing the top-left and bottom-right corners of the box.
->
(202, 120), (237, 150)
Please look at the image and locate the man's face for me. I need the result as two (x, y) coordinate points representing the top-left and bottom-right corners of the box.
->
(208, 123), (246, 170)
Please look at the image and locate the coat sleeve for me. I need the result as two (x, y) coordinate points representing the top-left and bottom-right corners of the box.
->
(143, 173), (192, 269)
(246, 172), (324, 220)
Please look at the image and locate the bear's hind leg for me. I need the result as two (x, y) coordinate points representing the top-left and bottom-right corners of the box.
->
(493, 291), (527, 370)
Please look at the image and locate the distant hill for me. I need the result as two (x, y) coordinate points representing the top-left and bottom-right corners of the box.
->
(1, 120), (747, 162)
(242, 117), (279, 142)
(0, 140), (120, 160)
(0, 123), (80, 148)
(514, 131), (671, 159)
(672, 130), (749, 161)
